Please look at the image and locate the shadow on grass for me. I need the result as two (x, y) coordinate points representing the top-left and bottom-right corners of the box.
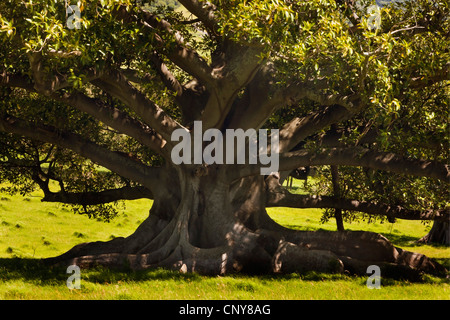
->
(0, 258), (204, 285)
(0, 257), (309, 283)
(0, 258), (66, 287)
(0, 257), (448, 289)
(381, 232), (450, 249)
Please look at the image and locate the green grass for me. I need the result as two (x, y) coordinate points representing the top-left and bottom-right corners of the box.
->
(0, 186), (152, 259)
(1, 260), (448, 300)
(0, 180), (449, 300)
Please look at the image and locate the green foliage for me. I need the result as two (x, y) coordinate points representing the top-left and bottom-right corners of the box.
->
(258, 0), (449, 223)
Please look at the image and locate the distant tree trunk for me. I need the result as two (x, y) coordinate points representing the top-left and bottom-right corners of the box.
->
(331, 165), (345, 232)
(419, 221), (450, 245)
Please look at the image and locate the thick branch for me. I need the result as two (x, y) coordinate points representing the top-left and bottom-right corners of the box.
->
(92, 69), (184, 144)
(200, 46), (263, 129)
(0, 114), (160, 189)
(266, 192), (450, 222)
(150, 53), (183, 96)
(25, 52), (102, 94)
(53, 91), (169, 158)
(42, 186), (152, 205)
(234, 147), (450, 181)
(1, 70), (169, 158)
(113, 5), (214, 86)
(282, 148), (449, 180)
(177, 0), (219, 34)
(227, 64), (282, 131)
(280, 81), (360, 111)
(228, 72), (357, 141)
(279, 105), (352, 152)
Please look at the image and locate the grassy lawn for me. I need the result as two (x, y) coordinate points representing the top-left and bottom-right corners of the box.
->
(0, 180), (449, 300)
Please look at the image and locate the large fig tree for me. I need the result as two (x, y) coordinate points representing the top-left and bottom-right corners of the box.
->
(0, 0), (448, 276)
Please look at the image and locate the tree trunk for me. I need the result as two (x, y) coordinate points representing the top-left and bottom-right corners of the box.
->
(419, 221), (450, 245)
(45, 165), (448, 279)
(330, 165), (345, 232)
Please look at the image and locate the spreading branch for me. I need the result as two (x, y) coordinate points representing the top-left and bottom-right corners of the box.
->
(42, 186), (153, 205)
(27, 52), (102, 94)
(234, 147), (450, 182)
(53, 91), (169, 158)
(150, 53), (183, 96)
(266, 192), (450, 222)
(0, 114), (161, 189)
(0, 70), (35, 91)
(113, 5), (215, 87)
(279, 105), (352, 153)
(177, 0), (219, 34)
(91, 69), (185, 144)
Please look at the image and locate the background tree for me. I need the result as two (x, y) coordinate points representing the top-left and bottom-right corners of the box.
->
(0, 0), (448, 277)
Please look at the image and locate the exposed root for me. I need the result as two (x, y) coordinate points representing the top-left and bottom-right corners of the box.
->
(45, 221), (448, 281)
(272, 240), (344, 274)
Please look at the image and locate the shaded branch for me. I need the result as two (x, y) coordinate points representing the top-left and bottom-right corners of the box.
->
(0, 70), (35, 91)
(234, 147), (450, 181)
(91, 69), (185, 144)
(200, 46), (263, 130)
(1, 69), (169, 158)
(53, 91), (169, 158)
(42, 186), (153, 205)
(113, 5), (215, 87)
(266, 192), (450, 222)
(0, 114), (161, 189)
(280, 148), (449, 181)
(150, 53), (183, 96)
(26, 52), (103, 94)
(177, 0), (219, 34)
(120, 68), (156, 85)
(279, 105), (352, 153)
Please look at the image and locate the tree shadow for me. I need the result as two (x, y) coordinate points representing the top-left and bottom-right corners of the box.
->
(1, 254), (448, 288)
(381, 233), (424, 247)
(0, 258), (68, 284)
(0, 257), (205, 285)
